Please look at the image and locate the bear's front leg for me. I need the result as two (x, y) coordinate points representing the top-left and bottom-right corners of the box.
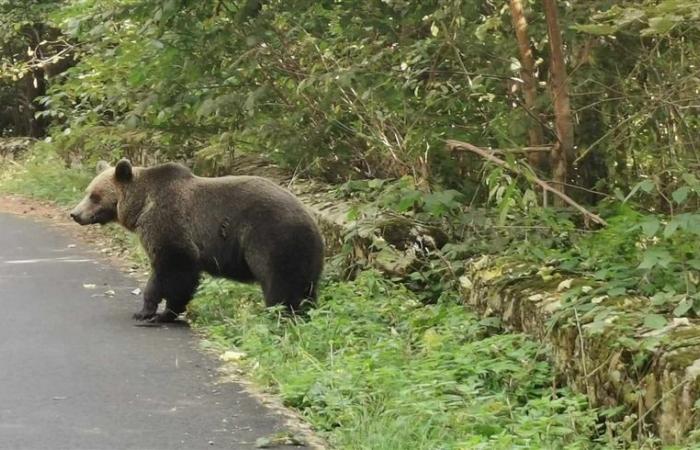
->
(134, 243), (201, 323)
(133, 275), (161, 320)
(148, 269), (201, 323)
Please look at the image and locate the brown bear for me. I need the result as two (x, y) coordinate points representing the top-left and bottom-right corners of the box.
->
(70, 159), (324, 322)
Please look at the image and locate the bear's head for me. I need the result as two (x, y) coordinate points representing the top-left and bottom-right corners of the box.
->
(70, 159), (135, 226)
(70, 161), (117, 225)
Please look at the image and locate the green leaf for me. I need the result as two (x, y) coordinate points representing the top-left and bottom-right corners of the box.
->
(196, 98), (217, 117)
(509, 57), (521, 72)
(424, 190), (463, 217)
(672, 186), (690, 205)
(65, 18), (81, 37)
(673, 299), (692, 317)
(128, 69), (146, 86)
(681, 172), (698, 187)
(346, 205), (359, 221)
(640, 179), (656, 193)
(639, 216), (660, 237)
(643, 314), (667, 330)
(688, 259), (700, 270)
(430, 22), (439, 37)
(587, 319), (608, 334)
(664, 217), (682, 238)
(651, 291), (672, 306)
(675, 213), (700, 235)
(474, 16), (501, 42)
(613, 188), (626, 202)
(367, 179), (386, 189)
(396, 191), (422, 212)
(607, 286), (626, 297)
(638, 247), (673, 270)
(616, 8), (645, 26)
(624, 179), (655, 202)
(642, 15), (680, 35)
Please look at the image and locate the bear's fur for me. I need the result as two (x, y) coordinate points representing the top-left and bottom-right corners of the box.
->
(70, 159), (324, 322)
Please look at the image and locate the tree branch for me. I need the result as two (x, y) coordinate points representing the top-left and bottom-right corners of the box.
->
(446, 139), (607, 227)
(450, 144), (552, 154)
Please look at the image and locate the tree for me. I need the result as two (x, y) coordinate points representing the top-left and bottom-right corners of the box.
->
(543, 0), (573, 205)
(0, 1), (71, 137)
(509, 0), (545, 170)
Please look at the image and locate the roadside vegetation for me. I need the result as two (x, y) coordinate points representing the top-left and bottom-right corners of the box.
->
(4, 144), (697, 450)
(0, 156), (605, 449)
(192, 273), (601, 450)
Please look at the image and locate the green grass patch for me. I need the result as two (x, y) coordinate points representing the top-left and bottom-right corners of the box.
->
(0, 149), (91, 205)
(190, 272), (602, 449)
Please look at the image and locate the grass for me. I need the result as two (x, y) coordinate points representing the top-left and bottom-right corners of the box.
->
(0, 150), (607, 449)
(190, 272), (602, 449)
(0, 149), (92, 205)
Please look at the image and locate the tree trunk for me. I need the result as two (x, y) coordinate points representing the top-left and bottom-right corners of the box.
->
(509, 0), (545, 170)
(543, 0), (573, 205)
(24, 69), (47, 138)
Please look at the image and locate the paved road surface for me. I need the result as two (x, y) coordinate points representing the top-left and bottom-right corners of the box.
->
(0, 212), (302, 450)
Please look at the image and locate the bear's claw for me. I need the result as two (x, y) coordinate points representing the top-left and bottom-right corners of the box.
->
(147, 311), (179, 323)
(132, 311), (156, 321)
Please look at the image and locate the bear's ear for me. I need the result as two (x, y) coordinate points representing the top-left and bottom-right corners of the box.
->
(115, 159), (133, 183)
(95, 160), (111, 174)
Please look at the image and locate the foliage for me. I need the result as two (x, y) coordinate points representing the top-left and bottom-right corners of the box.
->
(2, 0), (695, 194)
(549, 180), (700, 326)
(0, 0), (70, 136)
(0, 147), (607, 449)
(340, 176), (466, 220)
(0, 0), (699, 445)
(190, 271), (602, 450)
(334, 156), (699, 330)
(567, 0), (700, 196)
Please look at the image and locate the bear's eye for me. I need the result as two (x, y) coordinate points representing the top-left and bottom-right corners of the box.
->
(90, 193), (102, 203)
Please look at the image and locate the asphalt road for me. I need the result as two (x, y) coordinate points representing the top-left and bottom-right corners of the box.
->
(0, 212), (303, 450)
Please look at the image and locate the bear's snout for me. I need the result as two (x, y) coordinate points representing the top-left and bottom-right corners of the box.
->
(70, 210), (84, 224)
(70, 203), (91, 225)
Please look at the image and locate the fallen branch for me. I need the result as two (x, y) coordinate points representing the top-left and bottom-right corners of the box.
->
(450, 144), (552, 154)
(446, 139), (608, 227)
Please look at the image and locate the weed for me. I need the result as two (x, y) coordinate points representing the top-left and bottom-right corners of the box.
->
(190, 272), (602, 449)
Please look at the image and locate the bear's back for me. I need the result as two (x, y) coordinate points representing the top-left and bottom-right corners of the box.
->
(191, 175), (309, 222)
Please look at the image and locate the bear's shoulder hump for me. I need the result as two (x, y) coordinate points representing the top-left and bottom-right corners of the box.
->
(146, 162), (193, 181)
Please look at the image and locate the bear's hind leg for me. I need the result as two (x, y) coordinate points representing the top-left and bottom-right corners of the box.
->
(261, 277), (317, 313)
